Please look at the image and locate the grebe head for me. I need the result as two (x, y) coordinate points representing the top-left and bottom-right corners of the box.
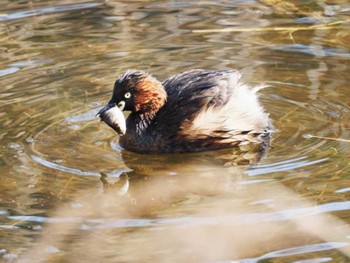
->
(100, 70), (167, 115)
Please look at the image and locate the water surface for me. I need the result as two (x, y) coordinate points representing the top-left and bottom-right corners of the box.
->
(1, 0), (350, 262)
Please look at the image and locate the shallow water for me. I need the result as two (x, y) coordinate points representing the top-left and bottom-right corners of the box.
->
(1, 0), (350, 262)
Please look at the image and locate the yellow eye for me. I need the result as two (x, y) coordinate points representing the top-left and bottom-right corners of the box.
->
(124, 92), (131, 99)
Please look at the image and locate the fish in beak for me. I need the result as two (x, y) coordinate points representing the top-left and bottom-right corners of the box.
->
(97, 103), (126, 135)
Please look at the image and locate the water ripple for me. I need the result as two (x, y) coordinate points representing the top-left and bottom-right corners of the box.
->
(8, 59), (53, 67)
(0, 3), (102, 22)
(0, 67), (19, 77)
(31, 155), (131, 177)
(65, 108), (101, 123)
(241, 242), (347, 263)
(273, 44), (350, 58)
(246, 157), (329, 176)
(7, 200), (350, 229)
(31, 155), (100, 177)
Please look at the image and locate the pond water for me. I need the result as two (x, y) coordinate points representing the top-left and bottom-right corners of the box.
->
(1, 0), (350, 262)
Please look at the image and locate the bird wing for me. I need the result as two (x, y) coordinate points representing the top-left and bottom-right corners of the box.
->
(157, 69), (270, 139)
(157, 69), (241, 126)
(162, 69), (241, 108)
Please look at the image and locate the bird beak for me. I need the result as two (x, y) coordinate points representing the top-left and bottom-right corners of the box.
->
(96, 102), (114, 117)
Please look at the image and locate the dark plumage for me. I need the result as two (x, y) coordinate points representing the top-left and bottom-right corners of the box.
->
(97, 69), (273, 153)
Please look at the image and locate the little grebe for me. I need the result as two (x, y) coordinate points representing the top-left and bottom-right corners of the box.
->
(98, 69), (273, 153)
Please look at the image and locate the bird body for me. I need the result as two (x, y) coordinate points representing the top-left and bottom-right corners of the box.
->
(98, 69), (273, 153)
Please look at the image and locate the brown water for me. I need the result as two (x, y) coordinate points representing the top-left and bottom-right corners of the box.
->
(1, 0), (350, 262)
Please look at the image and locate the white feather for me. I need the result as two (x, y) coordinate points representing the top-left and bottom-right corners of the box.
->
(186, 76), (270, 138)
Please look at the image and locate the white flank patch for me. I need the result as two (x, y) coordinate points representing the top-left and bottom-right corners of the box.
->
(187, 75), (270, 137)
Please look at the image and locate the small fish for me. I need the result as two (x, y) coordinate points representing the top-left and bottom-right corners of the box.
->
(97, 104), (126, 135)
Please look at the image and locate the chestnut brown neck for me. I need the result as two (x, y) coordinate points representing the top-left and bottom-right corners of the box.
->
(134, 76), (167, 118)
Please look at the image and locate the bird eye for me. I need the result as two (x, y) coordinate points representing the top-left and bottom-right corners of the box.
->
(124, 92), (131, 99)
